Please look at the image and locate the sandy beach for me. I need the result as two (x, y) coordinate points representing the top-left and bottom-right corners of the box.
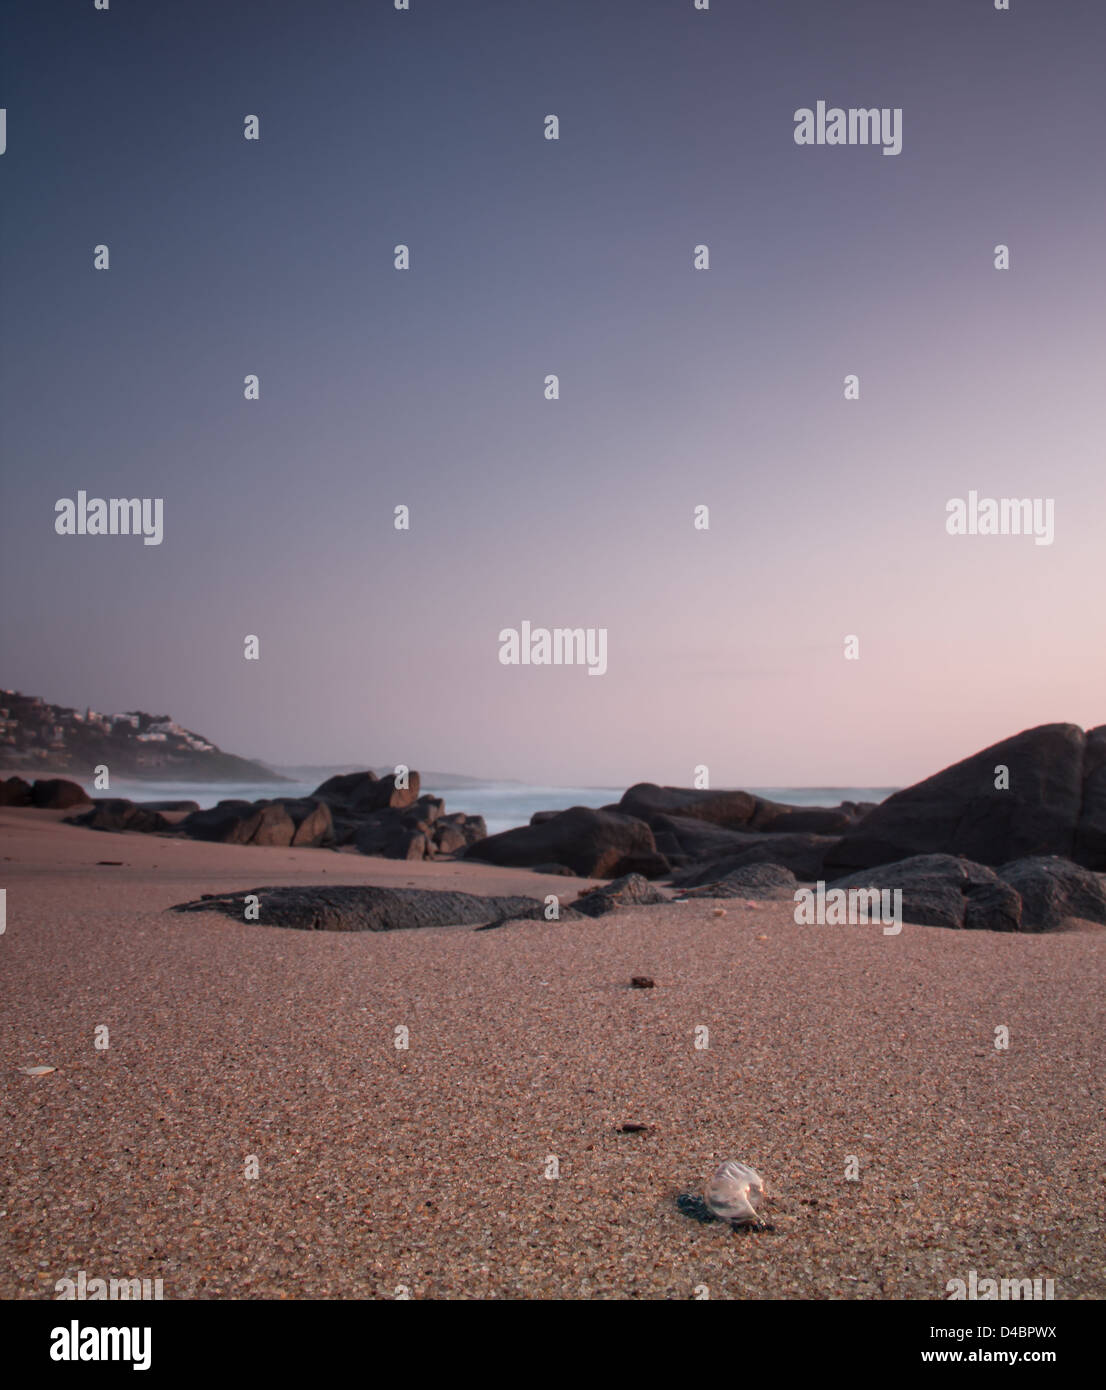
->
(1, 807), (1102, 1300)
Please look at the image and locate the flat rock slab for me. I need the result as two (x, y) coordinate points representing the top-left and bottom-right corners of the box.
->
(172, 885), (552, 933)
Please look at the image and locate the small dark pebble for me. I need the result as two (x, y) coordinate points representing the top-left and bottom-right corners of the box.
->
(617, 1122), (650, 1134)
(631, 976), (655, 989)
(96, 861), (124, 866)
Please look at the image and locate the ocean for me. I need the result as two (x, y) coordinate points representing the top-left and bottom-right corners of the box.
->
(77, 776), (897, 837)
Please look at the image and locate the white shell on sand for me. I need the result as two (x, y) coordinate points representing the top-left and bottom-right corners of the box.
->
(18, 1065), (56, 1076)
(704, 1159), (765, 1225)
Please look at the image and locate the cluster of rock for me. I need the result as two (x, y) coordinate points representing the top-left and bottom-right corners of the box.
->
(46, 768), (488, 862)
(462, 789), (869, 880)
(462, 723), (1106, 932)
(677, 854), (1106, 933)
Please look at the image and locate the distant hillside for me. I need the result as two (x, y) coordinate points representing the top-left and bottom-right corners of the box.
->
(0, 688), (287, 783)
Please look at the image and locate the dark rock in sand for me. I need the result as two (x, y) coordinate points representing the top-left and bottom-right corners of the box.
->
(825, 724), (1086, 874)
(1074, 725), (1106, 870)
(68, 798), (170, 834)
(669, 832), (839, 885)
(174, 884), (556, 933)
(996, 855), (1106, 932)
(464, 806), (669, 879)
(0, 776), (33, 806)
(571, 873), (669, 918)
(179, 796), (329, 849)
(31, 778), (91, 810)
(529, 863), (577, 876)
(826, 854), (1023, 932)
(675, 862), (799, 900)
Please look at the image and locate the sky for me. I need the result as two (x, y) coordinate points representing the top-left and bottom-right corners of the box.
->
(1, 0), (1104, 787)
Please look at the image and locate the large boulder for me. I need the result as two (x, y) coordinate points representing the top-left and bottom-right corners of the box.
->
(464, 806), (669, 879)
(1074, 726), (1106, 870)
(669, 832), (840, 885)
(617, 784), (759, 829)
(751, 804), (857, 835)
(0, 776), (32, 806)
(31, 778), (91, 810)
(825, 725), (1086, 874)
(616, 784), (861, 838)
(312, 769), (421, 814)
(996, 856), (1106, 932)
(826, 854), (1023, 932)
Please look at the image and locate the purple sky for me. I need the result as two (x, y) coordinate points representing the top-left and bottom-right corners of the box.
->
(2, 0), (1103, 786)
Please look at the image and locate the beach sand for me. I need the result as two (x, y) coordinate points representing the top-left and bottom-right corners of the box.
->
(1, 808), (1103, 1299)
